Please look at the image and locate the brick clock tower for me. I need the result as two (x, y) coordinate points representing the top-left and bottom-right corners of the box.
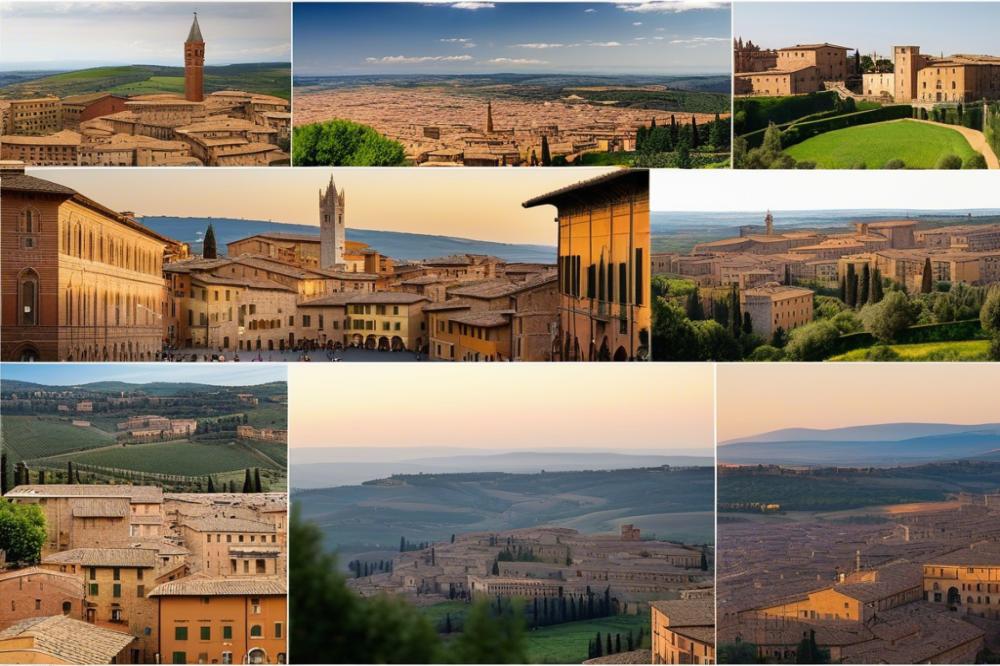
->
(319, 175), (346, 269)
(184, 13), (205, 102)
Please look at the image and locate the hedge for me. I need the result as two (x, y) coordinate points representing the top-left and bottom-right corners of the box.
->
(734, 91), (838, 134)
(778, 105), (914, 148)
(827, 318), (984, 357)
(986, 103), (1000, 159)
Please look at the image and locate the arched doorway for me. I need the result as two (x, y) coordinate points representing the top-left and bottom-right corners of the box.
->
(351, 334), (364, 347)
(365, 335), (377, 350)
(15, 345), (40, 362)
(947, 587), (961, 608)
(613, 346), (628, 362)
(378, 336), (390, 351)
(598, 337), (611, 361)
(247, 648), (266, 664)
(391, 336), (405, 351)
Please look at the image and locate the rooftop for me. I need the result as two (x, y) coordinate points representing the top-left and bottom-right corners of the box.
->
(148, 575), (286, 597)
(0, 615), (134, 664)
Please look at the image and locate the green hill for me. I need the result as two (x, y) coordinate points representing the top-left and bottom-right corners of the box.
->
(295, 466), (714, 558)
(1, 63), (291, 101)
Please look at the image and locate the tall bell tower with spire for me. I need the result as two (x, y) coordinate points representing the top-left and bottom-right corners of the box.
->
(320, 175), (346, 269)
(184, 12), (205, 102)
(486, 100), (494, 134)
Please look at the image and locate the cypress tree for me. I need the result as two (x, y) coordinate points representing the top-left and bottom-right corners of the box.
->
(858, 264), (870, 306)
(846, 264), (857, 308)
(242, 468), (252, 493)
(742, 311), (753, 336)
(921, 257), (933, 293)
(540, 136), (551, 166)
(254, 468), (263, 492)
(595, 633), (603, 658)
(207, 476), (216, 493)
(606, 633), (613, 655)
(203, 224), (218, 259)
(0, 452), (7, 495)
(690, 116), (699, 148)
(38, 469), (45, 485)
(872, 268), (885, 303)
(615, 634), (621, 654)
(400, 536), (406, 552)
(729, 284), (742, 337)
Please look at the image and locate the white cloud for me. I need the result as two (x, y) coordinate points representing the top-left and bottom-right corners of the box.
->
(589, 41), (623, 47)
(668, 36), (728, 46)
(632, 21), (643, 25)
(511, 43), (566, 49)
(584, 7), (597, 12)
(440, 37), (477, 48)
(617, 1), (728, 13)
(488, 58), (548, 65)
(365, 54), (475, 64)
(450, 1), (495, 9)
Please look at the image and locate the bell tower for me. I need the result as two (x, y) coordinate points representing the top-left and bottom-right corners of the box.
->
(320, 175), (346, 269)
(486, 100), (494, 134)
(184, 12), (205, 102)
(765, 210), (774, 235)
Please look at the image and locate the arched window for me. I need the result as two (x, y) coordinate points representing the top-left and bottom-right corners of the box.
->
(18, 269), (39, 326)
(250, 625), (263, 638)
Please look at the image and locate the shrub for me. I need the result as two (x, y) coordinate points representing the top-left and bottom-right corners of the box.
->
(851, 161), (867, 169)
(785, 320), (841, 361)
(963, 153), (988, 169)
(990, 336), (1000, 362)
(746, 345), (786, 362)
(865, 345), (901, 362)
(860, 291), (918, 343)
(883, 159), (906, 169)
(734, 91), (838, 135)
(982, 288), (1000, 336)
(831, 310), (863, 334)
(935, 154), (963, 170)
(293, 119), (406, 166)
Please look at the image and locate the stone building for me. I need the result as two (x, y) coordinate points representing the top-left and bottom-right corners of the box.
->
(651, 599), (716, 665)
(0, 164), (180, 361)
(148, 577), (287, 665)
(0, 568), (85, 631)
(740, 284), (815, 338)
(179, 516), (284, 578)
(895, 45), (1000, 103)
(923, 546), (1000, 620)
(523, 169), (650, 361)
(0, 615), (136, 664)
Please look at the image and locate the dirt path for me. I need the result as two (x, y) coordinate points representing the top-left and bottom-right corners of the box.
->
(907, 117), (999, 169)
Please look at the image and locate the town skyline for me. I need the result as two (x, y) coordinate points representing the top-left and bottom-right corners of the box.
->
(294, 1), (731, 76)
(0, 363), (287, 387)
(734, 1), (1000, 56)
(25, 167), (613, 246)
(0, 1), (291, 69)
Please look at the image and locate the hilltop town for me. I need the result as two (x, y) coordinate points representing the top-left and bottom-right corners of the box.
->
(294, 80), (728, 167)
(651, 211), (1000, 361)
(717, 486), (1000, 663)
(1, 164), (650, 363)
(0, 15), (290, 167)
(343, 524), (715, 664)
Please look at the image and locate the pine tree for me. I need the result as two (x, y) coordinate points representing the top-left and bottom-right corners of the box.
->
(203, 224), (218, 259)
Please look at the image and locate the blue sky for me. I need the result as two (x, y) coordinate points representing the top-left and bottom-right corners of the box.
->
(1, 2), (291, 70)
(735, 2), (1000, 57)
(294, 2), (732, 76)
(0, 364), (286, 387)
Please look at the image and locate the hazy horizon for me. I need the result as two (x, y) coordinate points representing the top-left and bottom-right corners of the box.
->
(0, 2), (291, 69)
(290, 364), (714, 453)
(717, 364), (1000, 442)
(0, 364), (287, 387)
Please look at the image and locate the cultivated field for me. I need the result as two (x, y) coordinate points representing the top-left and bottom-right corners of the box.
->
(524, 614), (649, 664)
(1, 416), (115, 460)
(785, 119), (977, 168)
(66, 439), (282, 475)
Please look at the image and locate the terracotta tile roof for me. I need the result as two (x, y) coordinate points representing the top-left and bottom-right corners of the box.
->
(651, 599), (714, 628)
(0, 615), (134, 664)
(449, 310), (511, 328)
(43, 547), (157, 568)
(5, 485), (163, 503)
(347, 292), (429, 305)
(71, 498), (129, 518)
(182, 516), (276, 533)
(522, 169), (647, 209)
(583, 649), (652, 664)
(148, 575), (286, 597)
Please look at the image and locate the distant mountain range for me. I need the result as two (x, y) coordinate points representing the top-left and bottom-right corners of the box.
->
(138, 216), (556, 264)
(291, 449), (712, 488)
(719, 422), (1000, 466)
(1, 379), (286, 395)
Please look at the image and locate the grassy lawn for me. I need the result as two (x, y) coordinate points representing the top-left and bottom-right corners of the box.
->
(417, 601), (472, 632)
(244, 405), (288, 429)
(829, 339), (990, 362)
(68, 439), (281, 475)
(524, 614), (649, 664)
(785, 119), (977, 168)
(3, 416), (116, 460)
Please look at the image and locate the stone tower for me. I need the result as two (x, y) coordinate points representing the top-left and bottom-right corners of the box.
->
(319, 174), (346, 269)
(184, 13), (205, 102)
(893, 45), (921, 104)
(486, 100), (494, 134)
(765, 210), (773, 235)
